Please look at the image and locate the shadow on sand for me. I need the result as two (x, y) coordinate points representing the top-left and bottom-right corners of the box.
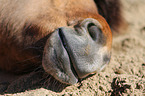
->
(0, 67), (68, 94)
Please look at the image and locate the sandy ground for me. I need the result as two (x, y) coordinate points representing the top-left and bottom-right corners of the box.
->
(0, 0), (145, 95)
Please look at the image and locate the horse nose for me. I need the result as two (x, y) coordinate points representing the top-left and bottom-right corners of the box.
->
(43, 17), (112, 84)
(56, 18), (108, 79)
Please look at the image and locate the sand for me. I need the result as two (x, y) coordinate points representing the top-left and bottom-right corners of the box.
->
(0, 0), (145, 95)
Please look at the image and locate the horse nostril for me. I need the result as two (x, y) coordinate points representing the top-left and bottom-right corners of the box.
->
(87, 23), (102, 41)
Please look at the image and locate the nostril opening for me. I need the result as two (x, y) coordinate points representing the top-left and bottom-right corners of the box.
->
(87, 23), (101, 41)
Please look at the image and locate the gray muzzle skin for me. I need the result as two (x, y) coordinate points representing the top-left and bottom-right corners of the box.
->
(42, 18), (111, 85)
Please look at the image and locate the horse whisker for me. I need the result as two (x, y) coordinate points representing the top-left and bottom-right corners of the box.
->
(14, 55), (41, 64)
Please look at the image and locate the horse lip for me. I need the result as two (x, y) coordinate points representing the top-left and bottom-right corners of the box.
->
(58, 29), (79, 79)
(58, 29), (68, 50)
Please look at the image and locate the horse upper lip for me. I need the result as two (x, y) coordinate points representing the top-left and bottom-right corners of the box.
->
(58, 29), (68, 49)
(58, 29), (79, 79)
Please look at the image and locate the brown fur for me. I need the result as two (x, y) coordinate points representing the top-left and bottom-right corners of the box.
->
(94, 0), (123, 31)
(0, 0), (122, 73)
